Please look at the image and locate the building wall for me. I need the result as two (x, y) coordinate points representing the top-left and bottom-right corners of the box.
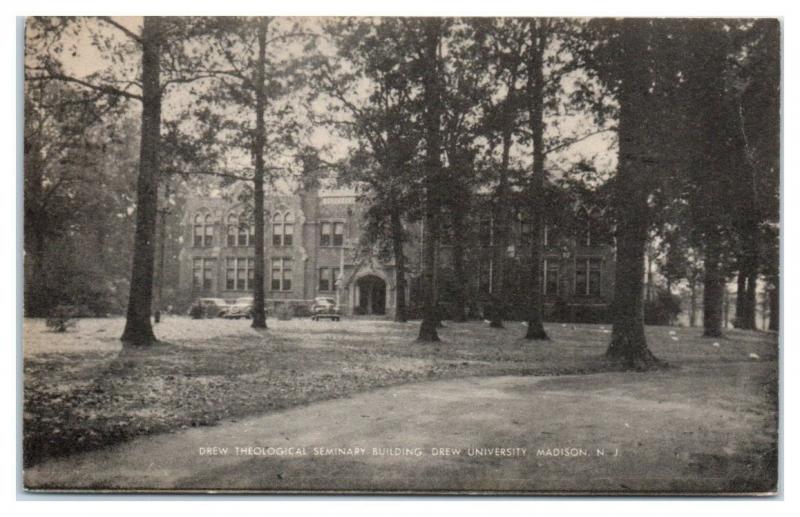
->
(178, 188), (615, 321)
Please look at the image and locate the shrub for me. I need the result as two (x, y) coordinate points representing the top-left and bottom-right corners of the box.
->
(276, 304), (293, 321)
(644, 289), (682, 326)
(292, 303), (312, 318)
(45, 305), (78, 332)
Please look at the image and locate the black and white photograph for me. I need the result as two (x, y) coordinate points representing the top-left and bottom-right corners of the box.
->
(20, 14), (780, 495)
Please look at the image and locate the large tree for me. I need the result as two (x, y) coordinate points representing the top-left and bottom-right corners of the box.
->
(23, 76), (137, 316)
(478, 19), (528, 329)
(189, 17), (313, 329)
(577, 19), (690, 367)
(312, 18), (424, 323)
(681, 20), (748, 338)
(417, 18), (447, 342)
(27, 17), (214, 346)
(523, 18), (551, 340)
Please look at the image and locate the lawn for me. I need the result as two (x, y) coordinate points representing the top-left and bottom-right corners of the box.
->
(22, 316), (778, 475)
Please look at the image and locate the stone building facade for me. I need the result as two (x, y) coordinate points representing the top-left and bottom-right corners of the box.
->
(178, 188), (616, 321)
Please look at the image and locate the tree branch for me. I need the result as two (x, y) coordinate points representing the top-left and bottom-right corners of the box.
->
(27, 72), (143, 101)
(542, 128), (616, 156)
(97, 17), (143, 45)
(166, 169), (253, 182)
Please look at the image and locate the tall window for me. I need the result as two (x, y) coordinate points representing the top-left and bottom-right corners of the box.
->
(203, 258), (216, 288)
(320, 221), (344, 247)
(192, 258), (216, 289)
(320, 222), (331, 246)
(239, 213), (253, 247)
(578, 219), (592, 247)
(318, 267), (340, 292)
(333, 221), (344, 246)
(272, 212), (293, 246)
(227, 214), (238, 247)
(194, 213), (215, 247)
(226, 257), (254, 290)
(272, 213), (283, 246)
(227, 212), (253, 247)
(194, 214), (214, 247)
(544, 259), (559, 295)
(193, 258), (202, 287)
(575, 258), (602, 296)
(194, 215), (204, 247)
(283, 213), (294, 246)
(588, 258), (601, 295)
(271, 257), (292, 291)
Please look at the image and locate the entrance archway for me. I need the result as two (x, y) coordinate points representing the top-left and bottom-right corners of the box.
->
(356, 274), (386, 315)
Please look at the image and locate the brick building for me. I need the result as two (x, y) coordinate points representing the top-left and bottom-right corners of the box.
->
(178, 187), (616, 321)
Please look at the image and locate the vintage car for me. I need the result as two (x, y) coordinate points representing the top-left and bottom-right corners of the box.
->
(188, 298), (229, 319)
(220, 297), (255, 319)
(311, 296), (341, 321)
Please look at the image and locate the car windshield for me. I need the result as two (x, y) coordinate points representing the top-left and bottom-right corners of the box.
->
(235, 298), (253, 304)
(315, 298), (336, 305)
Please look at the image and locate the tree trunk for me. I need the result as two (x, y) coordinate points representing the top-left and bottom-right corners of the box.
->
(390, 205), (407, 323)
(702, 232), (724, 337)
(27, 224), (47, 316)
(524, 21), (549, 340)
(433, 227), (444, 328)
(450, 195), (468, 323)
(24, 94), (47, 316)
(154, 180), (169, 317)
(723, 286), (730, 328)
(768, 281), (779, 331)
(689, 279), (697, 327)
(646, 251), (654, 303)
(121, 17), (162, 346)
(734, 266), (746, 327)
(604, 20), (659, 367)
(735, 240), (758, 331)
(606, 188), (656, 365)
(489, 126), (511, 329)
(744, 268), (758, 330)
(251, 19), (269, 329)
(417, 19), (443, 342)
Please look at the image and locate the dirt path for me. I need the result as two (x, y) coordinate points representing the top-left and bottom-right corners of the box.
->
(24, 360), (777, 495)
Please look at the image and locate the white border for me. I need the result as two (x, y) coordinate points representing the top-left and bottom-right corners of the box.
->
(5, 1), (796, 515)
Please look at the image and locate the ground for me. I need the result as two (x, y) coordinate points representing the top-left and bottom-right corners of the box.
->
(22, 317), (778, 493)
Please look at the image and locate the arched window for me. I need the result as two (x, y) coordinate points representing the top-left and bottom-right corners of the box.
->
(227, 213), (239, 247)
(283, 213), (294, 246)
(272, 212), (294, 246)
(245, 212), (256, 246)
(579, 219), (592, 247)
(272, 212), (283, 246)
(238, 211), (251, 246)
(204, 214), (214, 247)
(193, 214), (204, 247)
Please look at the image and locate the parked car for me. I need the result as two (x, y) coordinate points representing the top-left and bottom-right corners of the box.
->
(311, 296), (341, 321)
(221, 297), (255, 319)
(188, 298), (229, 319)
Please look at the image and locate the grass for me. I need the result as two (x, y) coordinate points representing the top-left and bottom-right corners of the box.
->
(22, 316), (778, 470)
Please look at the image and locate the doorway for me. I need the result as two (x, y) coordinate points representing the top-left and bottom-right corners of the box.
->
(356, 275), (386, 315)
